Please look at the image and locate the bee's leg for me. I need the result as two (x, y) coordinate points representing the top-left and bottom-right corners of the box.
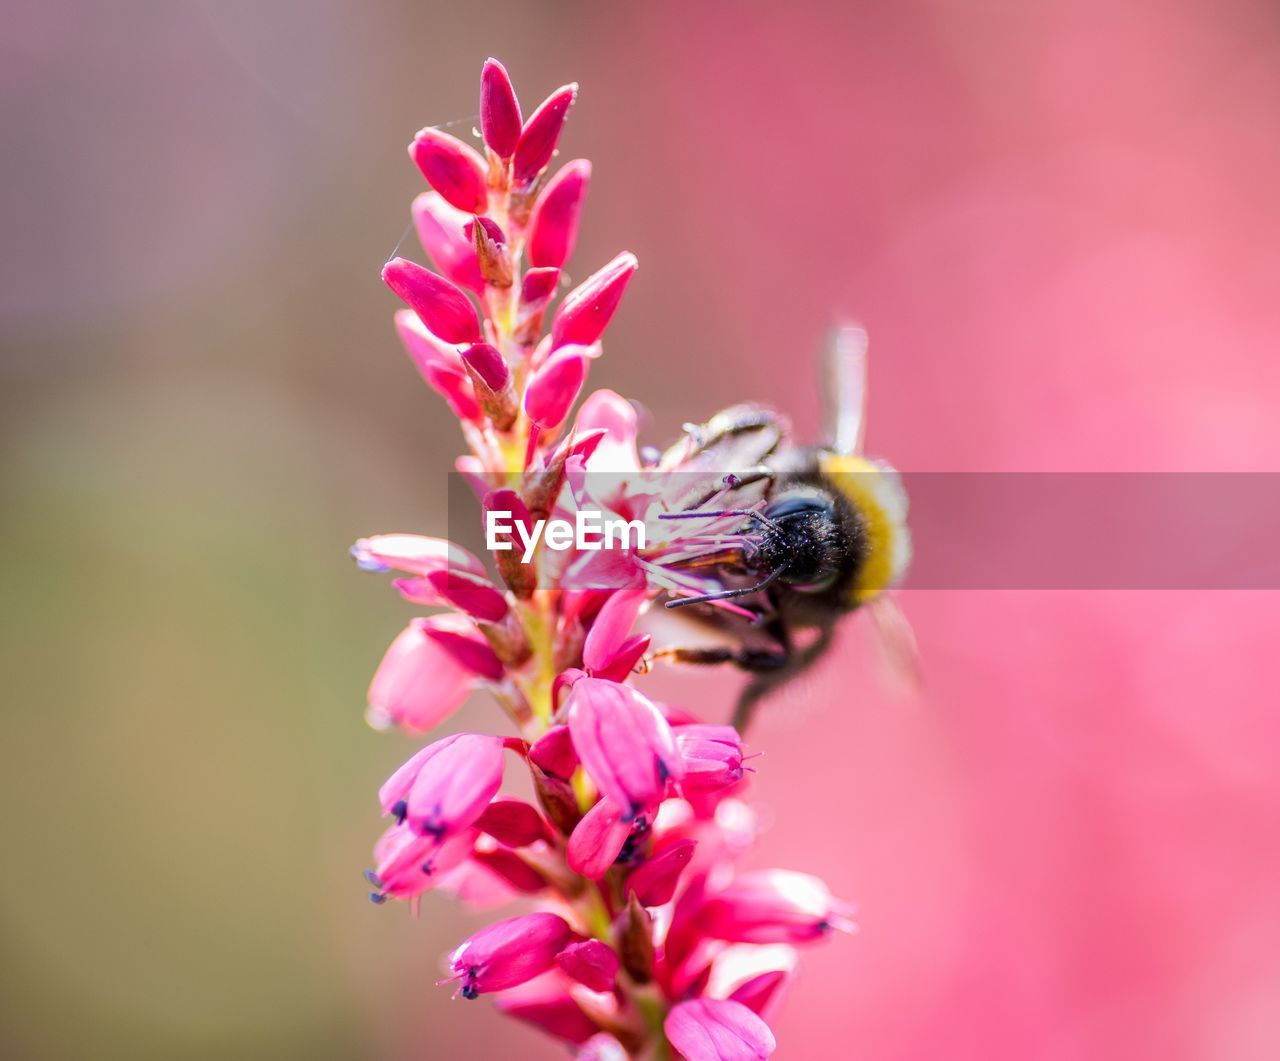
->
(659, 644), (791, 670)
(732, 624), (835, 734)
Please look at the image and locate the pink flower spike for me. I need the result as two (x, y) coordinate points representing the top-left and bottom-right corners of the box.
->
(676, 724), (747, 793)
(475, 796), (551, 847)
(409, 128), (489, 214)
(566, 677), (684, 819)
(566, 797), (633, 879)
(527, 159), (591, 268)
(529, 725), (579, 780)
(412, 192), (484, 295)
(626, 838), (696, 907)
(389, 732), (505, 839)
(424, 568), (509, 623)
(555, 939), (619, 992)
(446, 912), (572, 997)
(583, 588), (649, 673)
(512, 83), (578, 186)
(351, 532), (485, 579)
(524, 344), (595, 429)
(366, 617), (495, 732)
(480, 57), (522, 159)
(521, 266), (561, 306)
(369, 822), (475, 902)
(383, 257), (481, 343)
(664, 998), (777, 1060)
(700, 869), (856, 944)
(550, 252), (638, 348)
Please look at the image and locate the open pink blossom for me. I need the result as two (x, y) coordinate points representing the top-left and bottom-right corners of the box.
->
(446, 911), (572, 998)
(379, 732), (505, 839)
(368, 822), (476, 903)
(366, 616), (501, 732)
(566, 677), (684, 818)
(664, 997), (777, 1060)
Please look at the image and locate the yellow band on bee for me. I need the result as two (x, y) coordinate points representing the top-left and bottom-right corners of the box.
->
(818, 453), (910, 605)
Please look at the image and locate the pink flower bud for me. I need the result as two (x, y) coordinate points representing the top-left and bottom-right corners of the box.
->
(366, 616), (498, 732)
(446, 912), (572, 997)
(383, 257), (481, 344)
(392, 309), (480, 421)
(351, 532), (486, 579)
(567, 677), (684, 818)
(512, 83), (577, 186)
(485, 489), (537, 599)
(380, 732), (505, 840)
(524, 344), (595, 429)
(550, 252), (638, 348)
(626, 838), (696, 907)
(529, 725), (579, 780)
(527, 159), (591, 268)
(480, 57), (522, 159)
(424, 568), (509, 622)
(664, 998), (777, 1060)
(411, 192), (484, 295)
(675, 724), (747, 793)
(566, 797), (632, 879)
(368, 822), (475, 902)
(409, 128), (489, 214)
(460, 341), (509, 391)
(555, 939), (619, 992)
(475, 796), (550, 847)
(466, 216), (513, 287)
(700, 870), (855, 944)
(522, 266), (561, 306)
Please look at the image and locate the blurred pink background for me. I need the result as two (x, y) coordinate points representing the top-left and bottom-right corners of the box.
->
(3, 1), (1279, 1058)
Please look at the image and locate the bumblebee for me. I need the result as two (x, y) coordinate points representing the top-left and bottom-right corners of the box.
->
(649, 326), (915, 732)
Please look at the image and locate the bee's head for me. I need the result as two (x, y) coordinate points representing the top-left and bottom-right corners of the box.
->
(757, 487), (855, 594)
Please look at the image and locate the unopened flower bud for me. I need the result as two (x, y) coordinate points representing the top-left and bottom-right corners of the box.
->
(424, 568), (509, 622)
(617, 893), (655, 984)
(484, 489), (537, 598)
(467, 216), (513, 288)
(626, 838), (696, 907)
(480, 57), (522, 160)
(383, 257), (481, 343)
(550, 252), (637, 348)
(445, 912), (572, 997)
(409, 128), (489, 214)
(412, 192), (484, 294)
(524, 344), (596, 429)
(512, 83), (578, 187)
(475, 796), (551, 847)
(527, 160), (591, 268)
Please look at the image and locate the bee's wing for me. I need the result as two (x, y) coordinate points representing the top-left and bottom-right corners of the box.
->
(823, 324), (869, 456)
(866, 595), (921, 693)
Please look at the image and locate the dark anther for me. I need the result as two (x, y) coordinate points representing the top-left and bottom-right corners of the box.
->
(364, 869), (382, 886)
(368, 891), (387, 905)
(460, 981), (479, 1000)
(392, 799), (408, 825)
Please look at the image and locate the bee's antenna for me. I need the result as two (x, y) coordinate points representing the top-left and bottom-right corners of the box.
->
(663, 565), (788, 609)
(658, 509), (785, 535)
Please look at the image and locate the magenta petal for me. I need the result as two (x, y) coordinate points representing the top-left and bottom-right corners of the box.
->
(447, 912), (572, 996)
(383, 257), (481, 344)
(582, 589), (648, 673)
(493, 972), (598, 1045)
(367, 622), (476, 733)
(521, 266), (561, 307)
(554, 939), (619, 992)
(417, 615), (505, 681)
(574, 390), (641, 473)
(700, 869), (855, 944)
(566, 797), (631, 879)
(392, 309), (480, 420)
(461, 341), (510, 391)
(567, 677), (684, 817)
(550, 252), (637, 348)
(411, 192), (484, 295)
(676, 724), (747, 792)
(664, 998), (777, 1060)
(424, 568), (509, 622)
(409, 128), (489, 214)
(527, 159), (591, 269)
(512, 83), (578, 186)
(627, 838), (696, 907)
(475, 796), (551, 847)
(529, 725), (579, 780)
(404, 733), (506, 838)
(480, 57), (522, 159)
(728, 969), (791, 1019)
(371, 822), (476, 901)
